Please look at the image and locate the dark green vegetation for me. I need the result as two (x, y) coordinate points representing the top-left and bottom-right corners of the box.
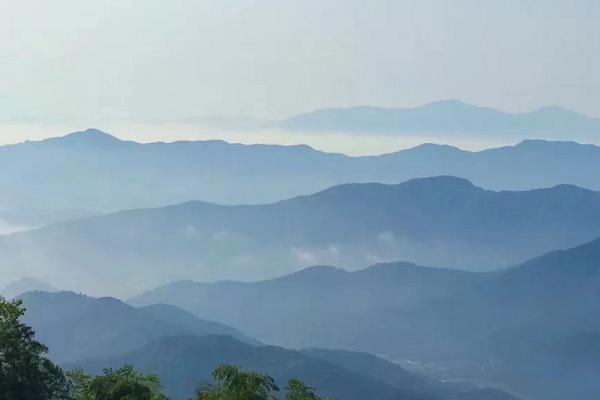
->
(0, 296), (68, 400)
(67, 366), (167, 400)
(5, 175), (600, 297)
(195, 364), (279, 400)
(284, 379), (325, 400)
(133, 237), (600, 400)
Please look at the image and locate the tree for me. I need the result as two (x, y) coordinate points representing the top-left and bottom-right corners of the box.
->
(68, 366), (167, 400)
(66, 369), (94, 400)
(195, 365), (279, 400)
(285, 379), (325, 400)
(0, 295), (69, 400)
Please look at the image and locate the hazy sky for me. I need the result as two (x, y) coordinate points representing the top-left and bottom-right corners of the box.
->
(1, 0), (599, 147)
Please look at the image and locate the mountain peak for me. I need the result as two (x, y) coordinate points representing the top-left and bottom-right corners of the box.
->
(401, 175), (477, 190)
(279, 265), (348, 282)
(514, 139), (589, 150)
(531, 105), (580, 116)
(58, 129), (122, 145)
(404, 142), (463, 153)
(1, 278), (57, 299)
(423, 99), (470, 109)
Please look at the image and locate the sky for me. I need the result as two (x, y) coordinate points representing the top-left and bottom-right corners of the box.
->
(1, 0), (599, 152)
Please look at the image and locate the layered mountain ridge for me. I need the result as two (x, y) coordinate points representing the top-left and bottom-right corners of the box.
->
(3, 175), (600, 296)
(3, 129), (600, 214)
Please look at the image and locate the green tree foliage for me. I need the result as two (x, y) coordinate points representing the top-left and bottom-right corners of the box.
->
(285, 379), (324, 400)
(0, 295), (69, 400)
(195, 365), (279, 400)
(66, 369), (94, 400)
(67, 366), (167, 400)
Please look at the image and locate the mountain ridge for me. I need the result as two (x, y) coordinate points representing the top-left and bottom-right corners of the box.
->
(280, 99), (600, 138)
(18, 290), (256, 363)
(4, 176), (600, 296)
(7, 127), (600, 156)
(3, 128), (600, 213)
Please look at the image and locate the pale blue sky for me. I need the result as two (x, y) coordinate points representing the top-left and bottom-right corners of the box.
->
(1, 0), (599, 145)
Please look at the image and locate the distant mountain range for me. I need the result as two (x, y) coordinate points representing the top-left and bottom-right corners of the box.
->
(3, 176), (600, 296)
(132, 236), (600, 400)
(280, 100), (600, 139)
(3, 128), (600, 214)
(185, 100), (600, 142)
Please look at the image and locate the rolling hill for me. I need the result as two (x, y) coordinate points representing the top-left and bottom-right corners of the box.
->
(18, 291), (255, 363)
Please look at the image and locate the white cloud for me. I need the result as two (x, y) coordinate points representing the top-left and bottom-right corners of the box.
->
(377, 231), (398, 245)
(290, 244), (341, 265)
